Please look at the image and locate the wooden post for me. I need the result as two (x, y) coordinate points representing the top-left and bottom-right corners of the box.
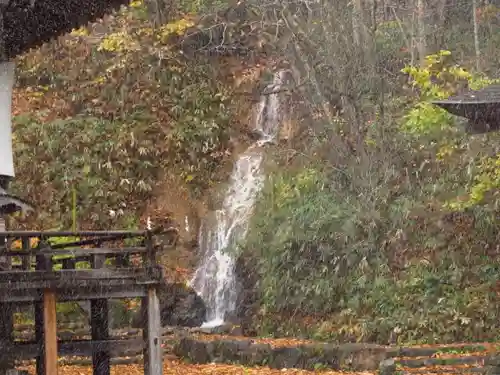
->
(142, 230), (162, 375)
(43, 289), (58, 375)
(35, 293), (44, 375)
(143, 287), (162, 375)
(0, 218), (14, 375)
(35, 252), (52, 375)
(21, 236), (31, 270)
(90, 254), (110, 375)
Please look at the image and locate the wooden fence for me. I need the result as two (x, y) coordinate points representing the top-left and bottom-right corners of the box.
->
(0, 230), (167, 375)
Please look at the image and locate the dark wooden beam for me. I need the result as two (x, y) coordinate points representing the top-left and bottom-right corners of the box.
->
(0, 302), (13, 372)
(0, 216), (14, 373)
(0, 339), (145, 361)
(91, 254), (110, 375)
(0, 286), (147, 302)
(0, 278), (159, 293)
(3, 231), (148, 238)
(0, 267), (162, 284)
(21, 236), (31, 270)
(0, 247), (148, 257)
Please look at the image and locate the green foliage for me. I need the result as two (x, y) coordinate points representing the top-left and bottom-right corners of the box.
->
(401, 51), (467, 136)
(401, 50), (500, 137)
(245, 165), (398, 316)
(344, 258), (500, 344)
(398, 52), (500, 212)
(12, 114), (158, 229)
(243, 49), (500, 344)
(446, 154), (500, 210)
(13, 6), (236, 228)
(401, 102), (454, 136)
(399, 51), (500, 212)
(163, 82), (231, 193)
(375, 21), (407, 58)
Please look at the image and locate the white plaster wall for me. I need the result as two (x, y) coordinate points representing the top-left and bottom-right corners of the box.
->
(0, 61), (15, 177)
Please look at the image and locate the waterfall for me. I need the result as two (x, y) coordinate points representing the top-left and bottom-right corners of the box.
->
(190, 71), (289, 327)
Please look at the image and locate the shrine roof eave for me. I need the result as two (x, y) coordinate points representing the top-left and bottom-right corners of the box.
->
(431, 101), (500, 134)
(2, 0), (131, 59)
(0, 191), (33, 215)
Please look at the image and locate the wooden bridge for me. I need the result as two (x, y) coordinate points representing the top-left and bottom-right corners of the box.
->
(0, 229), (165, 375)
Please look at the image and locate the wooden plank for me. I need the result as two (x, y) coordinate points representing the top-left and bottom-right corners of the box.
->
(0, 278), (158, 292)
(0, 217), (15, 374)
(145, 230), (155, 267)
(35, 254), (51, 375)
(13, 327), (142, 340)
(61, 339), (144, 357)
(4, 230), (147, 237)
(0, 302), (14, 372)
(143, 287), (163, 375)
(91, 254), (110, 375)
(115, 253), (131, 267)
(0, 218), (11, 271)
(43, 289), (58, 375)
(91, 300), (110, 375)
(0, 220), (13, 373)
(35, 254), (52, 272)
(35, 301), (44, 375)
(0, 267), (157, 282)
(61, 257), (76, 270)
(0, 338), (144, 361)
(0, 286), (147, 302)
(0, 247), (148, 257)
(21, 236), (31, 270)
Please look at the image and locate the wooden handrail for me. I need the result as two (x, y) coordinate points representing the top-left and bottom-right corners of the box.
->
(0, 247), (148, 257)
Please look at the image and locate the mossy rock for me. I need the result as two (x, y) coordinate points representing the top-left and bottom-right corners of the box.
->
(378, 358), (396, 375)
(239, 343), (272, 366)
(298, 344), (340, 370)
(174, 337), (387, 371)
(269, 347), (304, 369)
(174, 337), (215, 364)
(213, 339), (251, 363)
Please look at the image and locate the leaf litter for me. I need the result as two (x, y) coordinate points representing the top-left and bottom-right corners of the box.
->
(19, 359), (376, 375)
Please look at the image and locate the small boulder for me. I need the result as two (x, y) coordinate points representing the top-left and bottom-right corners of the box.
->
(378, 358), (396, 375)
(214, 340), (250, 362)
(270, 347), (303, 369)
(239, 343), (272, 366)
(173, 337), (214, 363)
(132, 282), (206, 328)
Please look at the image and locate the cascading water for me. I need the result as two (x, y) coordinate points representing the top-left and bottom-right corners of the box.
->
(190, 70), (289, 327)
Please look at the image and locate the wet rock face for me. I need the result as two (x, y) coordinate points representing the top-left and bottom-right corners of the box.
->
(133, 282), (206, 328)
(161, 282), (206, 327)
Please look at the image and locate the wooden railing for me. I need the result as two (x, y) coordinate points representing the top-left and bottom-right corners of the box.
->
(0, 230), (168, 375)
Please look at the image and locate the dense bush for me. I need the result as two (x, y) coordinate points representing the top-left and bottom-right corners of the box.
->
(12, 3), (236, 229)
(241, 51), (500, 344)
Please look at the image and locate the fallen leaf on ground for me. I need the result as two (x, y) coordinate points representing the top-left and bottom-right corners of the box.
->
(19, 359), (375, 375)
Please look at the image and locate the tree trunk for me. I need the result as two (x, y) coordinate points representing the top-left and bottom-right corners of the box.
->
(416, 0), (427, 65)
(352, 0), (365, 47)
(473, 0), (481, 71)
(145, 0), (167, 27)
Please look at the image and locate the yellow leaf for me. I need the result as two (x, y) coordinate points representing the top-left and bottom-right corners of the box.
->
(130, 0), (143, 7)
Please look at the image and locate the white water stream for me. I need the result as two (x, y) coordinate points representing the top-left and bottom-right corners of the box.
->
(190, 71), (288, 327)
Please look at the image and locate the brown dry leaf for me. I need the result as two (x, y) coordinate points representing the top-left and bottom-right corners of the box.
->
(20, 359), (376, 375)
